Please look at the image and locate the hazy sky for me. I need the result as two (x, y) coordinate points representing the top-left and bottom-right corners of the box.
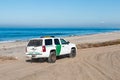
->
(0, 0), (120, 27)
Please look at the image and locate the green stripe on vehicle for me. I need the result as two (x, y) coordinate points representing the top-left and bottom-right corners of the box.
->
(56, 45), (61, 56)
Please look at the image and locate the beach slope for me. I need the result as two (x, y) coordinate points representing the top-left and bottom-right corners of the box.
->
(0, 32), (120, 80)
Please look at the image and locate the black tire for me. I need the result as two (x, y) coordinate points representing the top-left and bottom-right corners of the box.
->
(48, 51), (56, 63)
(69, 48), (76, 58)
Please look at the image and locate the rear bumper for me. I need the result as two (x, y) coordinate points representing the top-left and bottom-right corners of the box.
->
(26, 53), (49, 58)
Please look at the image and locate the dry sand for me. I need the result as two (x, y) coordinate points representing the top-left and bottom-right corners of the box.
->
(65, 31), (120, 44)
(0, 32), (120, 80)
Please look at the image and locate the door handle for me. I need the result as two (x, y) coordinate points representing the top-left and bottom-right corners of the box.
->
(62, 46), (64, 47)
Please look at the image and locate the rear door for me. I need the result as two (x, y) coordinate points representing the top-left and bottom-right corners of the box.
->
(44, 39), (54, 54)
(54, 39), (61, 56)
(27, 40), (43, 55)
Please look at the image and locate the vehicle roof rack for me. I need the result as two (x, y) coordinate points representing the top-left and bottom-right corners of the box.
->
(40, 36), (55, 38)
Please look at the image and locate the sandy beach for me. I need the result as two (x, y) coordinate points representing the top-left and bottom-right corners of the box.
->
(0, 32), (120, 80)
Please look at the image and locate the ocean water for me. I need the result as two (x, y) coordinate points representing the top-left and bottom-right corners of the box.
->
(0, 27), (120, 42)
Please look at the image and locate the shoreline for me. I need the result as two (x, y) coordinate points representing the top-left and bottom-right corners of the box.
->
(0, 31), (120, 58)
(0, 31), (120, 50)
(0, 31), (120, 44)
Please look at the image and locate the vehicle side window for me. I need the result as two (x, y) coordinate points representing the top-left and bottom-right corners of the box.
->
(60, 39), (67, 44)
(54, 39), (60, 45)
(45, 39), (52, 45)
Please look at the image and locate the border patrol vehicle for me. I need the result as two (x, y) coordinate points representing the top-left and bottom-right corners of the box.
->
(26, 36), (77, 63)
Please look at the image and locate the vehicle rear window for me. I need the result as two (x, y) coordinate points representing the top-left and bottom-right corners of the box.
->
(45, 39), (52, 45)
(28, 40), (42, 46)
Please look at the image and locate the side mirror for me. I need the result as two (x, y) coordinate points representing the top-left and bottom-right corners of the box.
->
(66, 41), (70, 44)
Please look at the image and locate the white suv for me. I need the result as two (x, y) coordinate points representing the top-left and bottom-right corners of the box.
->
(26, 36), (77, 63)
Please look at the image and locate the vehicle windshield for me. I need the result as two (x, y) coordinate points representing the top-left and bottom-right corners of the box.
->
(28, 40), (42, 46)
(60, 39), (68, 44)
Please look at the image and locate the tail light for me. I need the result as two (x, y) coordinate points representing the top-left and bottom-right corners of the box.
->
(42, 46), (46, 52)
